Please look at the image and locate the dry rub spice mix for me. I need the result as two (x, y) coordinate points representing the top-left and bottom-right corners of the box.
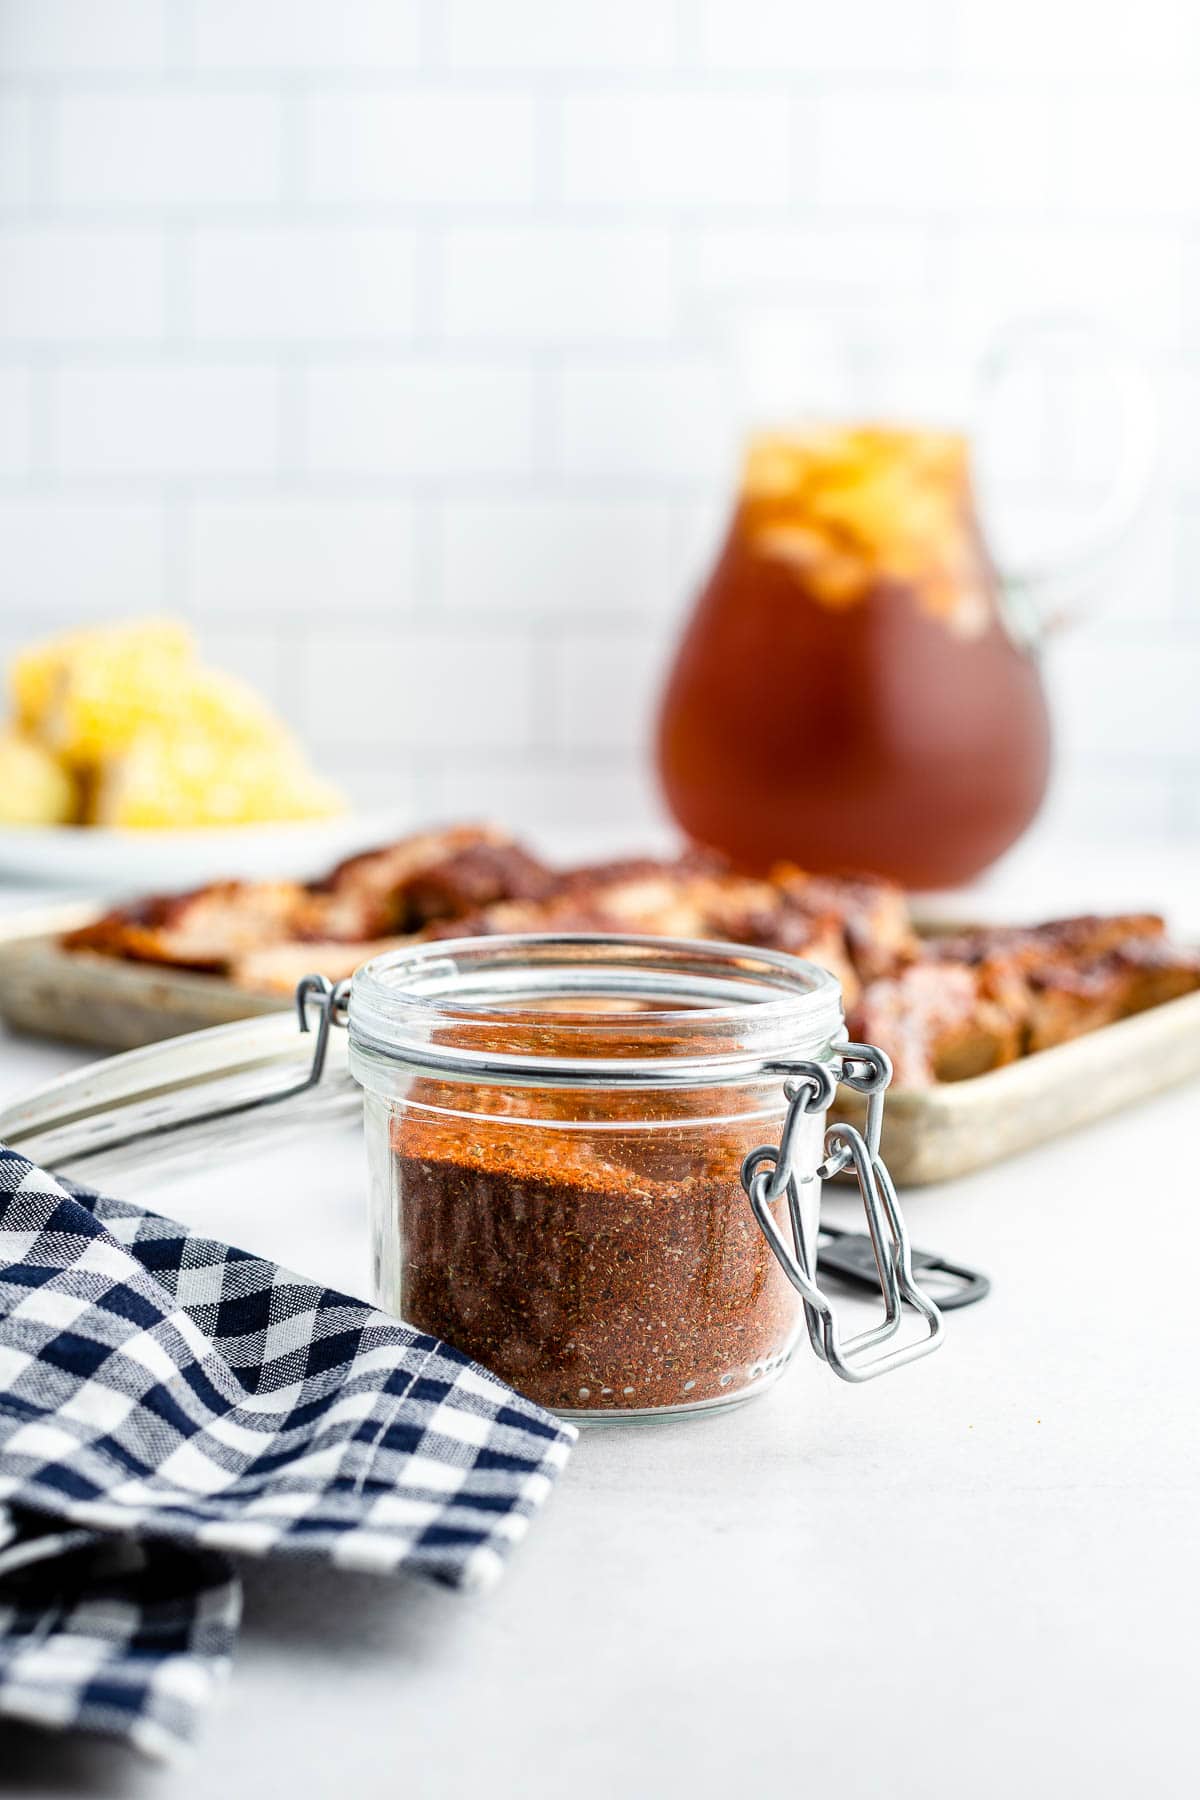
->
(382, 1093), (803, 1415)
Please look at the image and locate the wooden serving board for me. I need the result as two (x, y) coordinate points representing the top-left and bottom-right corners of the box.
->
(834, 992), (1200, 1182)
(2, 903), (1199, 1186)
(0, 905), (285, 1049)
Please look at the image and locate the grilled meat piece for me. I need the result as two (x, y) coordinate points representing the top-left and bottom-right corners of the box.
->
(300, 823), (551, 940)
(860, 915), (1200, 1084)
(927, 913), (1166, 969)
(851, 961), (1022, 1088)
(396, 840), (556, 924)
(767, 865), (917, 982)
(230, 935), (414, 996)
(59, 829), (1200, 1087)
(63, 880), (306, 972)
(420, 891), (618, 940)
(545, 858), (863, 999)
(1021, 935), (1200, 1053)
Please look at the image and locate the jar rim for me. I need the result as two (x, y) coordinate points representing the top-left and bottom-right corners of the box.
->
(347, 931), (844, 1090)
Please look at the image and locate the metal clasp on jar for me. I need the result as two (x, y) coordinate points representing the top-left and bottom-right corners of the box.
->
(741, 1042), (944, 1382)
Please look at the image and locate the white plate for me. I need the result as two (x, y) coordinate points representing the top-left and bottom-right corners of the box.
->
(0, 810), (415, 893)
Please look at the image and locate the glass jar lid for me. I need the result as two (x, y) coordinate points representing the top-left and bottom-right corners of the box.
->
(347, 932), (845, 1091)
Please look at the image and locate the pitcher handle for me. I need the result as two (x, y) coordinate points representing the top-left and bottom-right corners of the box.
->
(972, 312), (1158, 635)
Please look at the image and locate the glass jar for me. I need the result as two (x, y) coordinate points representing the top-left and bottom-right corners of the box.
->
(347, 933), (942, 1421)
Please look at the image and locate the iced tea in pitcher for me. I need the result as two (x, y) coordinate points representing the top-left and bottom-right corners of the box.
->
(655, 427), (1051, 889)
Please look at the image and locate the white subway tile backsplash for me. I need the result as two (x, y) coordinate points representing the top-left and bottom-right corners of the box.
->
(1182, 240), (1200, 356)
(56, 94), (284, 210)
(303, 362), (536, 477)
(1056, 96), (1200, 217)
(303, 93), (537, 207)
(0, 96), (34, 208)
(672, 491), (729, 595)
(0, 369), (34, 474)
(0, 229), (167, 342)
(1162, 365), (1200, 493)
(442, 227), (675, 344)
(440, 497), (678, 615)
(428, 758), (662, 835)
(554, 628), (672, 752)
(191, 227), (419, 342)
(952, 0), (1195, 80)
(193, 624), (297, 718)
(0, 498), (166, 614)
(558, 360), (735, 481)
(1092, 498), (1183, 628)
(192, 1), (421, 72)
(689, 222), (933, 301)
(325, 761), (426, 817)
(443, 1), (678, 71)
(809, 91), (1055, 212)
(1173, 511), (1200, 627)
(0, 2), (1196, 844)
(685, 225), (940, 419)
(302, 626), (535, 752)
(0, 1), (168, 74)
(1050, 635), (1200, 760)
(561, 93), (793, 209)
(698, 0), (941, 73)
(1172, 768), (1200, 834)
(1039, 763), (1177, 841)
(192, 497), (418, 616)
(52, 364), (280, 476)
(946, 228), (1186, 354)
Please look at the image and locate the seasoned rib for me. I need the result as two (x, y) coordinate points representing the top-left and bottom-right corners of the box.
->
(767, 865), (917, 982)
(300, 824), (549, 940)
(546, 857), (864, 999)
(678, 877), (861, 1004)
(862, 916), (1200, 1082)
(63, 881), (306, 972)
(230, 936), (414, 996)
(396, 839), (556, 923)
(1022, 936), (1200, 1053)
(850, 962), (1023, 1088)
(59, 828), (1200, 1087)
(927, 913), (1166, 968)
(1104, 933), (1200, 1011)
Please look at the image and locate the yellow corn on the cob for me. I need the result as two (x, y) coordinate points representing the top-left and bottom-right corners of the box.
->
(0, 729), (80, 825)
(91, 728), (345, 829)
(46, 657), (287, 771)
(11, 619), (195, 745)
(8, 616), (344, 829)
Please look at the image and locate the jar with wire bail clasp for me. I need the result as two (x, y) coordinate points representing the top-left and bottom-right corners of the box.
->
(347, 933), (944, 1421)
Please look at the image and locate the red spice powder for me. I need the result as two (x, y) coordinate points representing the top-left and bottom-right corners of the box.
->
(388, 1106), (801, 1413)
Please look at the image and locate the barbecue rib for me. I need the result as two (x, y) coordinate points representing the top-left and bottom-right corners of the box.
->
(61, 829), (1200, 1087)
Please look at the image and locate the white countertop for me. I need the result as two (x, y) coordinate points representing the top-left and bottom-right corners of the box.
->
(1, 831), (1197, 1800)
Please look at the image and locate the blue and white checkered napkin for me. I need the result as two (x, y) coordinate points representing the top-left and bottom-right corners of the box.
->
(0, 1145), (575, 1759)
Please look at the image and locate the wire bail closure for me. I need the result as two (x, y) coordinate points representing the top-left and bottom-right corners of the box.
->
(29, 975), (353, 1167)
(741, 1042), (945, 1383)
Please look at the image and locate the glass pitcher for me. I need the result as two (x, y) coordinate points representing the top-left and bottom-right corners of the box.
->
(655, 315), (1156, 890)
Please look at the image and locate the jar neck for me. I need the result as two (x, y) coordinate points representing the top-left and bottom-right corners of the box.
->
(347, 933), (845, 1096)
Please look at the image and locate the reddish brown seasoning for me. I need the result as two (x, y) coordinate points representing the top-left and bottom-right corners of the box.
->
(389, 1105), (802, 1413)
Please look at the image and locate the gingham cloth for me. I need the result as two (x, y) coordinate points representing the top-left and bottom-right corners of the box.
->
(0, 1145), (575, 1758)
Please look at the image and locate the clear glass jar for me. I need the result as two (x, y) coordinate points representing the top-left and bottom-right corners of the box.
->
(0, 931), (940, 1416)
(349, 934), (845, 1421)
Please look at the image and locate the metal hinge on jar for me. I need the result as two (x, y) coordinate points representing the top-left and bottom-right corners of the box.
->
(741, 1043), (945, 1382)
